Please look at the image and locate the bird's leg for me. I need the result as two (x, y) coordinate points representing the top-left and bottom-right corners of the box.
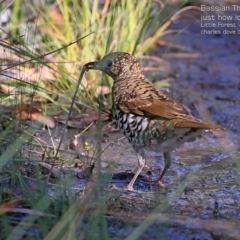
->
(158, 152), (172, 188)
(127, 148), (146, 192)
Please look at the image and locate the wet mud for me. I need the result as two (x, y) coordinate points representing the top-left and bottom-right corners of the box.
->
(23, 6), (240, 239)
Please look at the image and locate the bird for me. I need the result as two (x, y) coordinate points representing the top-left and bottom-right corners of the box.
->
(84, 52), (223, 192)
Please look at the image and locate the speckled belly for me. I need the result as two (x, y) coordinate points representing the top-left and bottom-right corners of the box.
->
(113, 108), (203, 152)
(114, 109), (151, 145)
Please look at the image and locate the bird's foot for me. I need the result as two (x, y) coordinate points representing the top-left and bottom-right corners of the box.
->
(110, 184), (137, 192)
(125, 184), (137, 192)
(157, 180), (166, 188)
(110, 184), (119, 190)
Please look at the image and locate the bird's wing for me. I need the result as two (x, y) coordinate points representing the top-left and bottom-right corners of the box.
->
(116, 76), (221, 129)
(119, 90), (195, 119)
(116, 76), (190, 118)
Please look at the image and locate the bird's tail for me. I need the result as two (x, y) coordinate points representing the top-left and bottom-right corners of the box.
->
(174, 118), (224, 130)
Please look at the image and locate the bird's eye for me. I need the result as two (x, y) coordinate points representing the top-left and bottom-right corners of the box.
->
(105, 59), (113, 68)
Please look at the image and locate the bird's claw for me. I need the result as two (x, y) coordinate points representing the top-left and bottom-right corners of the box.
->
(158, 181), (166, 188)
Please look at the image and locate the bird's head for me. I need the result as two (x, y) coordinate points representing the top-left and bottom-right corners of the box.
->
(84, 52), (142, 79)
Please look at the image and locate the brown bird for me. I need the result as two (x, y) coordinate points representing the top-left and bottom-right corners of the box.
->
(85, 52), (222, 192)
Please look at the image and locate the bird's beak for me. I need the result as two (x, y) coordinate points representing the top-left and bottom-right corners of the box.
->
(84, 61), (100, 72)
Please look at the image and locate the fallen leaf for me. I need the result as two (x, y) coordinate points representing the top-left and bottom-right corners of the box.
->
(13, 104), (55, 128)
(0, 200), (21, 215)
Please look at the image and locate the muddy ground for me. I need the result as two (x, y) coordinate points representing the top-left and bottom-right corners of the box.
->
(25, 6), (240, 240)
